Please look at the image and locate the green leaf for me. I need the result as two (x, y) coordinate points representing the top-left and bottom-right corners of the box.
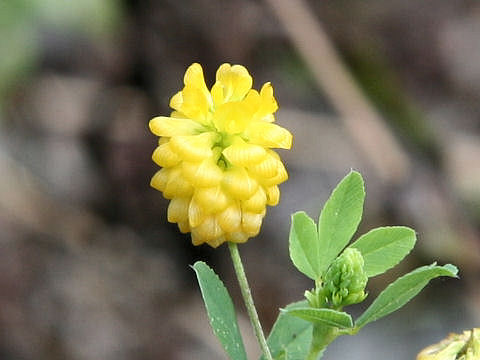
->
(260, 301), (312, 360)
(356, 263), (458, 329)
(284, 307), (353, 329)
(350, 226), (417, 277)
(317, 171), (365, 274)
(193, 261), (247, 360)
(289, 211), (321, 280)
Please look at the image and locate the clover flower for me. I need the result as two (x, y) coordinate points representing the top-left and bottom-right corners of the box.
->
(417, 328), (480, 360)
(149, 63), (292, 247)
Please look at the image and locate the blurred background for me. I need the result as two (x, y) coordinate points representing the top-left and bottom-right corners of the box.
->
(0, 0), (479, 359)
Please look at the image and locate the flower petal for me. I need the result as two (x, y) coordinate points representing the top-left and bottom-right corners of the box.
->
(152, 141), (181, 168)
(215, 63), (252, 102)
(170, 110), (187, 118)
(177, 220), (190, 233)
(192, 216), (224, 245)
(222, 137), (266, 167)
(150, 168), (169, 192)
(177, 85), (211, 124)
(169, 132), (217, 161)
(226, 231), (249, 244)
(193, 186), (229, 213)
(258, 82), (278, 117)
(216, 203), (241, 233)
(243, 85), (277, 123)
(247, 150), (280, 178)
(213, 101), (254, 134)
(241, 187), (267, 213)
(188, 198), (206, 227)
(167, 197), (190, 223)
(245, 122), (292, 149)
(182, 159), (224, 187)
(163, 168), (194, 198)
(222, 167), (258, 200)
(265, 185), (280, 206)
(206, 236), (227, 248)
(149, 116), (203, 137)
(169, 91), (183, 112)
(159, 137), (170, 145)
(173, 63), (213, 122)
(262, 161), (288, 186)
(242, 212), (264, 236)
(184, 63), (209, 94)
(211, 82), (224, 108)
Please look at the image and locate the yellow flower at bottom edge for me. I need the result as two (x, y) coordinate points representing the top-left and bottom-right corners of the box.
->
(149, 63), (292, 247)
(417, 328), (480, 360)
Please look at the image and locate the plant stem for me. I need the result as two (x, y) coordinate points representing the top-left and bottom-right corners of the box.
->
(306, 325), (338, 360)
(228, 242), (273, 360)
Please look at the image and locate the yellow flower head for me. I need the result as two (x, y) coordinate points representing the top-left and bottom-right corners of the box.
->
(417, 328), (480, 360)
(149, 63), (292, 247)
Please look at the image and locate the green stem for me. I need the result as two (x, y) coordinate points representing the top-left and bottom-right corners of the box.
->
(228, 242), (273, 360)
(306, 325), (338, 360)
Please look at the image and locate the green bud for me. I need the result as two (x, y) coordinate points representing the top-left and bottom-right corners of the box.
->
(417, 328), (480, 360)
(323, 248), (368, 308)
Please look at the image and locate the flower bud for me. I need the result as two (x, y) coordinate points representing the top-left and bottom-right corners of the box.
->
(417, 328), (480, 360)
(323, 248), (368, 308)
